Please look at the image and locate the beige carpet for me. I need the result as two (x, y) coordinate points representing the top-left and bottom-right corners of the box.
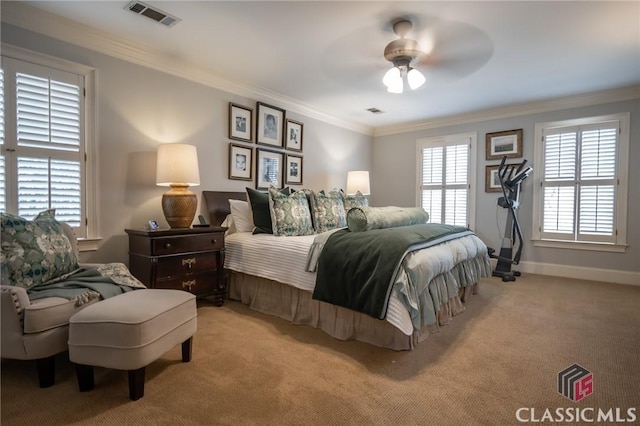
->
(2, 274), (639, 425)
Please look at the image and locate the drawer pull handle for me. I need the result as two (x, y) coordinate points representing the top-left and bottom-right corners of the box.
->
(182, 258), (196, 269)
(164, 243), (172, 249)
(212, 239), (217, 245)
(182, 280), (196, 291)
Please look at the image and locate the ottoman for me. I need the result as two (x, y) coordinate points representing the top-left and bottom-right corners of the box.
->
(68, 289), (197, 400)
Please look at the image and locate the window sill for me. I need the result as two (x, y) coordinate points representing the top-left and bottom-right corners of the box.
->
(77, 238), (101, 252)
(532, 239), (627, 253)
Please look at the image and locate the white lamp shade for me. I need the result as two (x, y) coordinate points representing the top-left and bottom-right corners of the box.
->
(156, 143), (200, 186)
(346, 170), (370, 195)
(382, 67), (401, 88)
(407, 68), (426, 90)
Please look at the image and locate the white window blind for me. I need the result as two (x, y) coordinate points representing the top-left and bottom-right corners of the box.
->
(0, 68), (5, 213)
(537, 118), (623, 245)
(418, 135), (472, 227)
(1, 55), (85, 232)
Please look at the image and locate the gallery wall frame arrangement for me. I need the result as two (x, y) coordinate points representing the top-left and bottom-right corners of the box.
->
(228, 143), (253, 181)
(486, 129), (523, 160)
(256, 102), (285, 148)
(285, 154), (303, 185)
(285, 119), (304, 152)
(485, 163), (520, 192)
(256, 148), (283, 190)
(228, 103), (253, 142)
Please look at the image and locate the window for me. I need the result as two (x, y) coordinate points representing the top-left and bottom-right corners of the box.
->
(532, 113), (629, 251)
(1, 46), (96, 242)
(417, 133), (476, 229)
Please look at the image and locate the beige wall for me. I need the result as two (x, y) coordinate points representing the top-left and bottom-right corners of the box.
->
(2, 24), (372, 265)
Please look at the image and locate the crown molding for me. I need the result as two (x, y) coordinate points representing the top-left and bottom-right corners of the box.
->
(374, 85), (640, 137)
(1, 2), (373, 136)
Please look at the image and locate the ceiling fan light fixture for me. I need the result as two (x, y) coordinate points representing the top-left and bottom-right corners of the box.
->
(382, 19), (426, 94)
(407, 67), (426, 90)
(383, 67), (402, 88)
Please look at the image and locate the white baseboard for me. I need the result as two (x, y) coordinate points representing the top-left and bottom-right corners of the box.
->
(490, 259), (640, 286)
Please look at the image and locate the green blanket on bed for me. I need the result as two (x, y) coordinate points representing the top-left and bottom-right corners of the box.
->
(312, 223), (471, 319)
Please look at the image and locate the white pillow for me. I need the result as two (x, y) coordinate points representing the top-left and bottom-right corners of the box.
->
(229, 199), (254, 233)
(221, 214), (237, 235)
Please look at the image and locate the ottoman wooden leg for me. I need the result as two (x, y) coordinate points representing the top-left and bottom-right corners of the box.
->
(128, 367), (146, 401)
(75, 364), (95, 392)
(182, 337), (193, 362)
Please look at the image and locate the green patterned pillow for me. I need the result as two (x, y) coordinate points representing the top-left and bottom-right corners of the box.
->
(310, 190), (347, 233)
(342, 190), (369, 211)
(1, 210), (79, 289)
(268, 187), (315, 236)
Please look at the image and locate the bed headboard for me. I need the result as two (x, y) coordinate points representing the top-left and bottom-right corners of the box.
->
(202, 191), (246, 226)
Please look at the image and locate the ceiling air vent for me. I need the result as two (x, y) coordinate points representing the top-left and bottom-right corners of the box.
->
(125, 1), (181, 28)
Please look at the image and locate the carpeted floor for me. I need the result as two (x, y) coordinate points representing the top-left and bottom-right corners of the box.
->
(2, 274), (639, 425)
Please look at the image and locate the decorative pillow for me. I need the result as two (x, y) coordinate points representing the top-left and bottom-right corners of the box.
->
(342, 190), (369, 211)
(1, 210), (80, 289)
(221, 214), (237, 235)
(347, 206), (430, 232)
(229, 199), (253, 233)
(246, 187), (290, 234)
(310, 190), (347, 233)
(268, 187), (314, 236)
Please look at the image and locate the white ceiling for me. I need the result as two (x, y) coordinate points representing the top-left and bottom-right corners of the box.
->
(3, 1), (639, 134)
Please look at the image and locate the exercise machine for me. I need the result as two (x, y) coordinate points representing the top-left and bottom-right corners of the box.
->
(488, 156), (533, 282)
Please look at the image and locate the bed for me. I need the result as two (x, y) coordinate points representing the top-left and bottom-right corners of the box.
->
(203, 190), (491, 350)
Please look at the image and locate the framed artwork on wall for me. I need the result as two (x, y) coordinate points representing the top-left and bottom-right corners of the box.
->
(285, 119), (303, 152)
(228, 103), (253, 142)
(256, 102), (285, 147)
(256, 148), (283, 190)
(285, 154), (303, 185)
(485, 163), (519, 192)
(228, 143), (253, 181)
(486, 129), (523, 160)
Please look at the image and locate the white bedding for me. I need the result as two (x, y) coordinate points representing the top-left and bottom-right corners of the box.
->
(224, 230), (489, 336)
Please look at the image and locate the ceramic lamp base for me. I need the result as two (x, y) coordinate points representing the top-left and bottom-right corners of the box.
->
(162, 185), (197, 228)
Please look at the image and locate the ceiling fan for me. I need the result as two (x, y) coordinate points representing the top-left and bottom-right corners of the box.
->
(382, 19), (426, 93)
(320, 14), (493, 93)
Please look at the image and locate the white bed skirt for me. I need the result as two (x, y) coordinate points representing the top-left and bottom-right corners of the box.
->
(228, 271), (479, 351)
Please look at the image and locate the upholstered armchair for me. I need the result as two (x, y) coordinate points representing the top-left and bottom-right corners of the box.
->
(1, 219), (101, 387)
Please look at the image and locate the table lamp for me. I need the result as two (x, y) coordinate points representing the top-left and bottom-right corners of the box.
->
(156, 143), (200, 228)
(346, 170), (371, 195)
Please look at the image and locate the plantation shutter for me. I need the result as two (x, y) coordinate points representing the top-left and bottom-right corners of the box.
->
(0, 68), (5, 213)
(419, 137), (470, 227)
(1, 57), (84, 228)
(541, 121), (618, 243)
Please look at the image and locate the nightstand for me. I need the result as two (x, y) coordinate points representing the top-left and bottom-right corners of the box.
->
(125, 227), (227, 306)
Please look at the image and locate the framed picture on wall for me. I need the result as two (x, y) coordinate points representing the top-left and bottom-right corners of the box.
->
(285, 119), (303, 152)
(285, 154), (303, 185)
(256, 148), (283, 190)
(256, 102), (285, 147)
(486, 129), (523, 160)
(228, 103), (253, 142)
(228, 143), (253, 181)
(485, 163), (519, 192)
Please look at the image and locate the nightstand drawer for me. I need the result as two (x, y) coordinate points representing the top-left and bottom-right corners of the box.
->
(155, 252), (218, 278)
(152, 233), (224, 255)
(154, 271), (219, 295)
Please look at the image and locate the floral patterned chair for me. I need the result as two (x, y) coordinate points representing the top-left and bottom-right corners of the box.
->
(0, 211), (103, 387)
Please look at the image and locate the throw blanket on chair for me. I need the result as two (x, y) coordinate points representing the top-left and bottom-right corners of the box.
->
(312, 223), (472, 319)
(27, 263), (146, 305)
